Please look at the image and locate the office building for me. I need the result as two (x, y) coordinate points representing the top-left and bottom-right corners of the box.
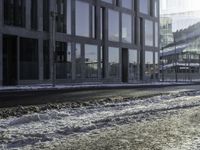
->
(0, 0), (159, 86)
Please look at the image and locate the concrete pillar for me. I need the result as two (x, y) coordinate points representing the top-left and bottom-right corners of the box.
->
(0, 0), (3, 85)
(38, 38), (44, 81)
(49, 0), (56, 81)
(38, 0), (43, 32)
(71, 0), (76, 81)
(26, 0), (31, 30)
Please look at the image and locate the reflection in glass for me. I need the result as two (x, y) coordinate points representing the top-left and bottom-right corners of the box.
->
(139, 0), (149, 14)
(56, 42), (72, 79)
(129, 49), (138, 81)
(20, 38), (38, 80)
(43, 40), (50, 79)
(122, 0), (132, 9)
(108, 9), (119, 41)
(155, 52), (159, 79)
(122, 13), (132, 43)
(101, 0), (112, 4)
(108, 47), (120, 78)
(56, 0), (66, 33)
(155, 22), (159, 47)
(76, 1), (89, 37)
(67, 0), (71, 34)
(154, 0), (158, 17)
(145, 20), (153, 46)
(145, 51), (154, 80)
(76, 44), (82, 78)
(85, 45), (98, 78)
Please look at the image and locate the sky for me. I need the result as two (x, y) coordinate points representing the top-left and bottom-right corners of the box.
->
(160, 0), (200, 32)
(160, 0), (200, 14)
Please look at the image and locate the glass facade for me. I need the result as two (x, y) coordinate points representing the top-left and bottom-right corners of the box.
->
(56, 42), (72, 79)
(129, 49), (138, 81)
(31, 0), (38, 30)
(101, 0), (112, 4)
(76, 1), (90, 37)
(1, 0), (159, 85)
(67, 0), (71, 34)
(122, 0), (133, 10)
(43, 0), (49, 31)
(76, 44), (82, 78)
(56, 0), (66, 33)
(43, 40), (50, 80)
(145, 51), (154, 80)
(155, 52), (159, 79)
(154, 0), (159, 17)
(139, 0), (149, 14)
(122, 13), (132, 43)
(108, 47), (120, 78)
(20, 38), (39, 80)
(155, 22), (159, 47)
(85, 45), (98, 79)
(108, 9), (119, 42)
(4, 0), (26, 27)
(145, 20), (154, 46)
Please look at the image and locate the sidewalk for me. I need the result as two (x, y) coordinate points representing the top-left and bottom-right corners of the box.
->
(0, 82), (194, 93)
(0, 82), (198, 108)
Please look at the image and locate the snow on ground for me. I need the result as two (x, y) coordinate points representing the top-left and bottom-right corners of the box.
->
(1, 90), (200, 149)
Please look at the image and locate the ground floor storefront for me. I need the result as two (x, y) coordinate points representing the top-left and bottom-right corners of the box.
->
(0, 34), (159, 86)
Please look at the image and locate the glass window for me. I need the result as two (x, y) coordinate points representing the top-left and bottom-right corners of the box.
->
(155, 22), (159, 47)
(122, 0), (132, 10)
(108, 47), (120, 78)
(20, 38), (38, 80)
(56, 0), (66, 33)
(67, 0), (71, 34)
(76, 44), (82, 78)
(154, 0), (158, 17)
(122, 13), (132, 43)
(100, 7), (105, 40)
(4, 0), (26, 27)
(108, 9), (119, 42)
(101, 0), (112, 4)
(76, 1), (90, 37)
(85, 45), (98, 78)
(43, 0), (49, 31)
(145, 51), (154, 80)
(139, 0), (149, 14)
(129, 49), (138, 81)
(145, 20), (153, 46)
(155, 52), (159, 79)
(92, 6), (96, 38)
(31, 0), (38, 30)
(55, 42), (72, 79)
(43, 40), (50, 79)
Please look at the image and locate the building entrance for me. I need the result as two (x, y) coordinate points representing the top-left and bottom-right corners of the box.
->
(3, 35), (18, 85)
(122, 48), (128, 83)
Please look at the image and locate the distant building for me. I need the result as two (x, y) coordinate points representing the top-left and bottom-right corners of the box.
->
(160, 17), (173, 48)
(160, 22), (200, 81)
(0, 0), (159, 86)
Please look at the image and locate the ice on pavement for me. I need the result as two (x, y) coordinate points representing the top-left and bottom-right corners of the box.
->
(1, 90), (200, 149)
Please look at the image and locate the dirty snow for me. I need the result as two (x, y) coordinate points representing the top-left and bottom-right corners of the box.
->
(1, 90), (200, 149)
